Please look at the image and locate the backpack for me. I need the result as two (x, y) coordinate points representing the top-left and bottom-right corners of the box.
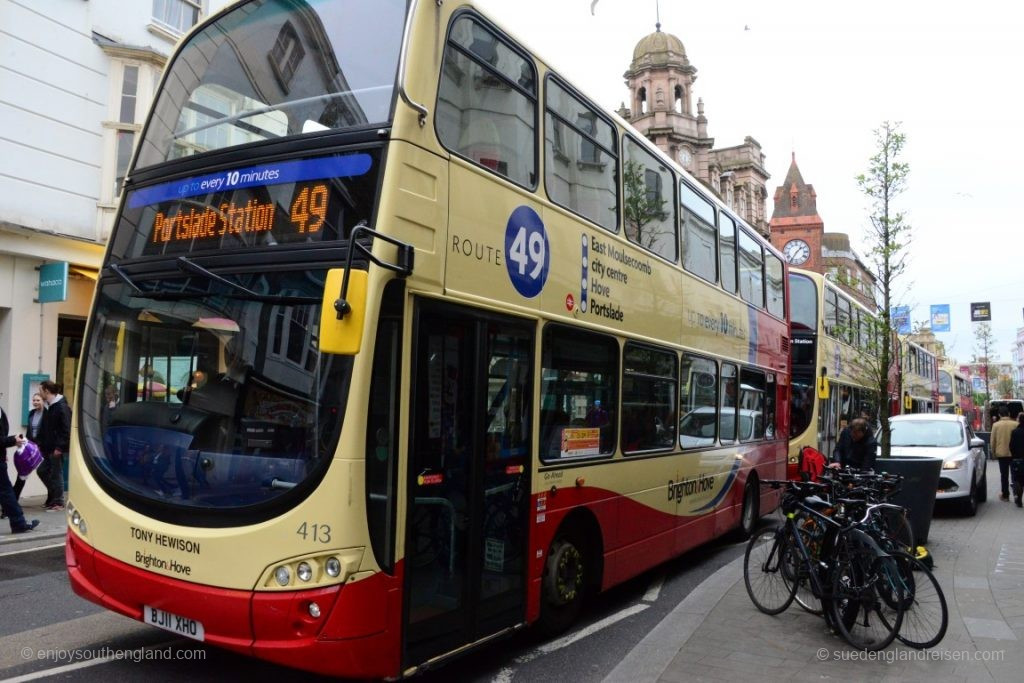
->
(799, 445), (827, 482)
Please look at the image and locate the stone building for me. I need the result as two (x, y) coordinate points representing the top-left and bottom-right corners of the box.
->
(620, 24), (770, 236)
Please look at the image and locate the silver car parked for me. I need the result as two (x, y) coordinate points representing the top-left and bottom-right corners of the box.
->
(883, 413), (987, 516)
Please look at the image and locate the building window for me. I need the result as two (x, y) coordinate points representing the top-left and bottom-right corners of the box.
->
(115, 131), (135, 194)
(152, 0), (202, 34)
(268, 21), (305, 93)
(106, 62), (148, 199)
(119, 65), (138, 123)
(790, 191), (798, 210)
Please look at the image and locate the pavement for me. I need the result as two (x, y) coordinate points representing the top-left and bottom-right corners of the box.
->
(606, 458), (1024, 682)
(0, 494), (68, 553)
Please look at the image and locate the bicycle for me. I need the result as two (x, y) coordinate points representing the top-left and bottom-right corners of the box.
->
(744, 480), (907, 650)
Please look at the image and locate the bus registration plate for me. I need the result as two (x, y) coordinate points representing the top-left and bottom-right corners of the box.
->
(144, 605), (205, 641)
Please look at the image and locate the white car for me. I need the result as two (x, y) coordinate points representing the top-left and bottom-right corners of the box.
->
(884, 413), (987, 516)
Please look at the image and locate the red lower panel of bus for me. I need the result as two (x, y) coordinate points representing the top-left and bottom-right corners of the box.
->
(66, 532), (404, 678)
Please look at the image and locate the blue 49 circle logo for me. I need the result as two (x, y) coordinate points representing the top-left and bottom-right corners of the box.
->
(504, 206), (549, 298)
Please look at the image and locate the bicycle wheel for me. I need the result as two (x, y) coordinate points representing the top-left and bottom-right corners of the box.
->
(744, 527), (798, 615)
(830, 548), (904, 650)
(879, 507), (914, 554)
(790, 524), (824, 615)
(891, 551), (948, 648)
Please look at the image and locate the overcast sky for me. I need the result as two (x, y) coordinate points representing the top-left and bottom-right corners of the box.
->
(475, 0), (1024, 366)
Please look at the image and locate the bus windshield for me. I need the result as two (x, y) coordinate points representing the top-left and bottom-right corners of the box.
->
(78, 271), (352, 518)
(788, 273), (817, 331)
(135, 0), (407, 169)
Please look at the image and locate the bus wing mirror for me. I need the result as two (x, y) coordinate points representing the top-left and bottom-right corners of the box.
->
(319, 269), (367, 355)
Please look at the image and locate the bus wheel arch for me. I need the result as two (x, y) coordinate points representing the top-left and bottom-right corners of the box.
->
(537, 510), (603, 636)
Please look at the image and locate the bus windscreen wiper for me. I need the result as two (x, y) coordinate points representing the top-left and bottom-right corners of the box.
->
(175, 256), (318, 304)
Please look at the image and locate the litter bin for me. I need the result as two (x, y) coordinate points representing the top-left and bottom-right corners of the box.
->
(876, 457), (943, 545)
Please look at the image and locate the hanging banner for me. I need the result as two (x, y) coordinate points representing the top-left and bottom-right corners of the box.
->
(891, 306), (911, 334)
(971, 302), (991, 322)
(930, 304), (951, 332)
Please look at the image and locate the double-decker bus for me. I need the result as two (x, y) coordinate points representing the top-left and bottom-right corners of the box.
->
(938, 365), (974, 421)
(66, 0), (789, 677)
(901, 339), (938, 414)
(788, 269), (882, 467)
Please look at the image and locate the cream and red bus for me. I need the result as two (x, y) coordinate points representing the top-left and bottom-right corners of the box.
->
(788, 269), (882, 467)
(66, 0), (789, 677)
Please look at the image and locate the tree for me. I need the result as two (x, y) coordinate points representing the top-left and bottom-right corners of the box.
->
(972, 322), (997, 404)
(997, 375), (1015, 399)
(622, 160), (669, 250)
(856, 122), (912, 459)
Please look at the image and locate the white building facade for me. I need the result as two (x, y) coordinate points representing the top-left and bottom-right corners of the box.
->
(0, 0), (229, 496)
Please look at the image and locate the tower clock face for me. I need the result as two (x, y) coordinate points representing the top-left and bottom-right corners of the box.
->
(783, 239), (811, 265)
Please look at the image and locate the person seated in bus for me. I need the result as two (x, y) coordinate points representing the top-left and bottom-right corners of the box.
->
(829, 418), (877, 471)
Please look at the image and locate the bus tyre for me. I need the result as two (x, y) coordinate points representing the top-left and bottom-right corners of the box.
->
(538, 533), (587, 636)
(735, 477), (760, 541)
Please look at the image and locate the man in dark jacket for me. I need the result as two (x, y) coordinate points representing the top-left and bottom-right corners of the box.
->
(38, 380), (71, 511)
(1008, 414), (1024, 507)
(1, 404), (39, 533)
(832, 418), (878, 471)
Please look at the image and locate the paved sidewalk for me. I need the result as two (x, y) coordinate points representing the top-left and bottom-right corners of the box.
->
(0, 494), (68, 551)
(607, 460), (1024, 682)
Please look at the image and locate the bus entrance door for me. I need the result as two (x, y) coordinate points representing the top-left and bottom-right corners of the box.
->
(404, 302), (533, 666)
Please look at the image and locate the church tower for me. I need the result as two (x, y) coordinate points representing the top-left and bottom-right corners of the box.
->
(768, 153), (824, 272)
(622, 24), (770, 235)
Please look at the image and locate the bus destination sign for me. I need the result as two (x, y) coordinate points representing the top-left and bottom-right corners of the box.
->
(126, 154), (372, 248)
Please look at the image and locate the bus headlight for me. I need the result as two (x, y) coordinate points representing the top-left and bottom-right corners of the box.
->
(297, 562), (313, 582)
(308, 602), (322, 618)
(325, 557), (342, 577)
(71, 510), (81, 527)
(274, 566), (291, 586)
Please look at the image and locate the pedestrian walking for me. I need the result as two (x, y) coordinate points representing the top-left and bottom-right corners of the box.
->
(1009, 413), (1024, 507)
(991, 407), (1016, 501)
(0, 404), (40, 534)
(38, 380), (71, 511)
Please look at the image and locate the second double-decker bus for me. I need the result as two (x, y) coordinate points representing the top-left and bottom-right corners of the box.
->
(788, 269), (882, 467)
(65, 0), (789, 677)
(938, 365), (974, 422)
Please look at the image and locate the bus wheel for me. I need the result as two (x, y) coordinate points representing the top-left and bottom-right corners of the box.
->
(736, 476), (760, 540)
(538, 532), (587, 636)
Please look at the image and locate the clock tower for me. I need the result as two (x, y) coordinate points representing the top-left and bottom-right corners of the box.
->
(768, 153), (823, 272)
